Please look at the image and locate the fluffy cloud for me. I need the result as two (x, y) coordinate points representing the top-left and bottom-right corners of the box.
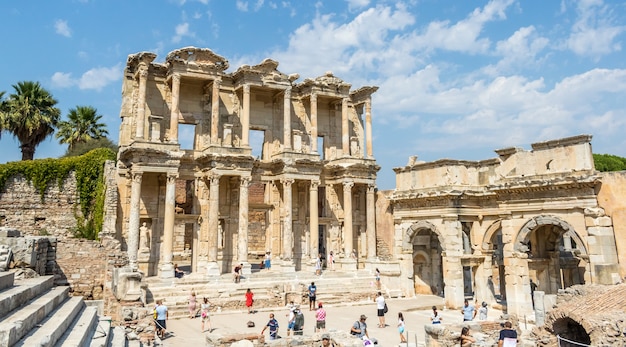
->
(54, 19), (71, 37)
(172, 22), (194, 43)
(51, 64), (122, 91)
(566, 0), (625, 59)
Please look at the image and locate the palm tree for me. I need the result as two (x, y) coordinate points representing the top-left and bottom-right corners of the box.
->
(0, 81), (61, 160)
(56, 106), (109, 151)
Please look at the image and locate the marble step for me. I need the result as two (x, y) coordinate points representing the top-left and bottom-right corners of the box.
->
(55, 305), (100, 347)
(15, 296), (84, 347)
(107, 326), (126, 347)
(0, 276), (55, 320)
(0, 272), (14, 291)
(0, 286), (70, 347)
(88, 316), (112, 347)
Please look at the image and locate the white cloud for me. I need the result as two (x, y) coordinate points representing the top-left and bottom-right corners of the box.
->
(78, 65), (123, 91)
(54, 19), (71, 37)
(51, 72), (74, 88)
(236, 1), (248, 12)
(172, 22), (194, 43)
(482, 26), (549, 75)
(566, 0), (625, 59)
(346, 0), (370, 11)
(254, 0), (264, 11)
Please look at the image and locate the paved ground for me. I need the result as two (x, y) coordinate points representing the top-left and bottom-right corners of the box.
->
(152, 296), (505, 346)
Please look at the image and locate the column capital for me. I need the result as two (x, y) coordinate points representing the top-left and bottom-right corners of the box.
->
(138, 67), (148, 79)
(166, 172), (178, 184)
(284, 87), (292, 98)
(240, 176), (252, 187)
(310, 180), (320, 190)
(367, 184), (376, 193)
(207, 173), (221, 186)
(243, 83), (250, 93)
(281, 178), (295, 187)
(172, 73), (181, 83)
(311, 92), (317, 102)
(343, 181), (354, 190)
(131, 171), (143, 183)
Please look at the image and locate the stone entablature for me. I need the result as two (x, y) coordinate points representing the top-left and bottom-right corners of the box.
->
(114, 47), (380, 279)
(388, 135), (621, 319)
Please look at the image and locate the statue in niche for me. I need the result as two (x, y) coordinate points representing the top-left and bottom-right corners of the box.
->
(139, 222), (150, 250)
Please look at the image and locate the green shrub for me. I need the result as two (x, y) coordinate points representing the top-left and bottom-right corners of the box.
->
(593, 154), (626, 172)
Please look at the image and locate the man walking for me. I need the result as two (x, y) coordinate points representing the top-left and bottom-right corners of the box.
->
(154, 299), (168, 339)
(461, 299), (476, 321)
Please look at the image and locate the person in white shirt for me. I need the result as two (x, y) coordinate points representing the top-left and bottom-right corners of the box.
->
(375, 292), (386, 328)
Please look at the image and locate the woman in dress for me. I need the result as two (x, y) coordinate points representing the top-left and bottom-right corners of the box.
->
(245, 288), (254, 314)
(188, 291), (197, 318)
(200, 297), (211, 332)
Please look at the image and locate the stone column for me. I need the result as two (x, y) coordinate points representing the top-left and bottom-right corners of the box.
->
(135, 66), (148, 139)
(127, 171), (143, 270)
(241, 84), (250, 146)
(310, 93), (318, 153)
(169, 73), (180, 143)
(366, 184), (376, 259)
(282, 178), (294, 260)
(341, 98), (349, 156)
(283, 88), (292, 150)
(238, 176), (251, 274)
(503, 256), (533, 316)
(207, 174), (221, 275)
(365, 97), (373, 158)
(309, 180), (320, 259)
(211, 78), (221, 145)
(343, 181), (354, 256)
(160, 173), (177, 278)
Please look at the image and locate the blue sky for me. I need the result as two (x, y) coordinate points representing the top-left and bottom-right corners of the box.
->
(1, 0), (625, 190)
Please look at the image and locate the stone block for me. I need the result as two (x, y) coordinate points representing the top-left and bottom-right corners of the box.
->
(0, 227), (20, 237)
(594, 264), (621, 284)
(587, 226), (614, 236)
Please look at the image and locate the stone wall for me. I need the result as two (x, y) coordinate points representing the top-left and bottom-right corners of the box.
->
(596, 171), (626, 278)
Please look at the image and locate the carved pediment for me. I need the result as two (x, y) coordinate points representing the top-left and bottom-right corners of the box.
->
(165, 46), (229, 71)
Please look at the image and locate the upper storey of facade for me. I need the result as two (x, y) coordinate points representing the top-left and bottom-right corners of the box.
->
(117, 47), (379, 183)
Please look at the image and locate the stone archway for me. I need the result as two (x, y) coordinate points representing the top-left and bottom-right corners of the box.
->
(407, 221), (444, 296)
(552, 317), (591, 346)
(516, 215), (588, 294)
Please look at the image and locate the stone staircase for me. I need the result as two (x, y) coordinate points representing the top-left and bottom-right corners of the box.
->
(145, 268), (382, 320)
(0, 272), (119, 347)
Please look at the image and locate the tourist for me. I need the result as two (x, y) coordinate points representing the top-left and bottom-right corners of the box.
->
(264, 251), (271, 270)
(430, 306), (442, 324)
(376, 291), (386, 328)
(200, 297), (211, 332)
(478, 301), (488, 320)
(174, 264), (185, 278)
(351, 314), (377, 344)
(461, 299), (476, 321)
(154, 299), (168, 339)
(315, 302), (327, 332)
(188, 290), (197, 318)
(498, 321), (518, 347)
(375, 268), (381, 290)
(261, 313), (279, 340)
(286, 303), (297, 336)
(309, 281), (317, 310)
(315, 254), (322, 275)
(328, 251), (334, 271)
(245, 288), (254, 314)
(233, 263), (242, 283)
(294, 306), (305, 335)
(397, 312), (407, 343)
(460, 326), (476, 347)
(321, 333), (335, 347)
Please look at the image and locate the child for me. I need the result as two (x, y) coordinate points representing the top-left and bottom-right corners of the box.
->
(200, 297), (211, 332)
(245, 288), (254, 314)
(398, 312), (407, 343)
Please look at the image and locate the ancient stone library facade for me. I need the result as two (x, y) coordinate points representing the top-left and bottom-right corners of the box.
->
(114, 47), (379, 278)
(382, 134), (626, 317)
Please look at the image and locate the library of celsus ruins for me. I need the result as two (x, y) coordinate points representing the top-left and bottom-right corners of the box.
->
(115, 47), (379, 278)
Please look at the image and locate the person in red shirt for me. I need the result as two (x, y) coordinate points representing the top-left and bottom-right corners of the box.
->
(315, 302), (327, 332)
(245, 288), (254, 314)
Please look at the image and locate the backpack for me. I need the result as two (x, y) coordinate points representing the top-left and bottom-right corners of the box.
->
(383, 303), (388, 314)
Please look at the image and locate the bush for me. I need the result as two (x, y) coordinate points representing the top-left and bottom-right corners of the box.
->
(593, 154), (626, 172)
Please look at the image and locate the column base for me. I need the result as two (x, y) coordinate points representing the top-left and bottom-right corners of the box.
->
(240, 262), (252, 275)
(160, 262), (174, 279)
(337, 258), (357, 271)
(278, 259), (296, 273)
(206, 261), (221, 276)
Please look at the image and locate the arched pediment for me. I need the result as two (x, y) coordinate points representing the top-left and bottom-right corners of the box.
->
(405, 221), (445, 253)
(515, 215), (587, 255)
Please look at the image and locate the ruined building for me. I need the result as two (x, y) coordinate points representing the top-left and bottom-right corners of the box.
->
(384, 135), (623, 317)
(115, 47), (379, 278)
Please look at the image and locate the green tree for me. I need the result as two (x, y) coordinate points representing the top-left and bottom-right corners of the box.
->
(594, 154), (626, 172)
(63, 137), (118, 157)
(0, 81), (61, 160)
(56, 105), (109, 151)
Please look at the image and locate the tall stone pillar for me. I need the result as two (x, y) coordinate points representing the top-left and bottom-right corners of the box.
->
(169, 73), (180, 143)
(127, 172), (143, 270)
(342, 98), (349, 156)
(282, 178), (294, 261)
(366, 184), (376, 259)
(238, 176), (251, 274)
(211, 78), (221, 145)
(135, 66), (148, 139)
(207, 174), (221, 275)
(343, 181), (354, 256)
(283, 88), (292, 150)
(309, 180), (320, 259)
(310, 93), (318, 153)
(160, 173), (177, 278)
(241, 84), (250, 146)
(503, 256), (532, 316)
(365, 97), (373, 158)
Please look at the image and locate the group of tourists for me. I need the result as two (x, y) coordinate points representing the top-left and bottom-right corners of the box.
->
(185, 290), (213, 332)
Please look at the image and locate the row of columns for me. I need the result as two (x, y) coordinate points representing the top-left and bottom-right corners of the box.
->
(126, 172), (377, 276)
(132, 71), (374, 158)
